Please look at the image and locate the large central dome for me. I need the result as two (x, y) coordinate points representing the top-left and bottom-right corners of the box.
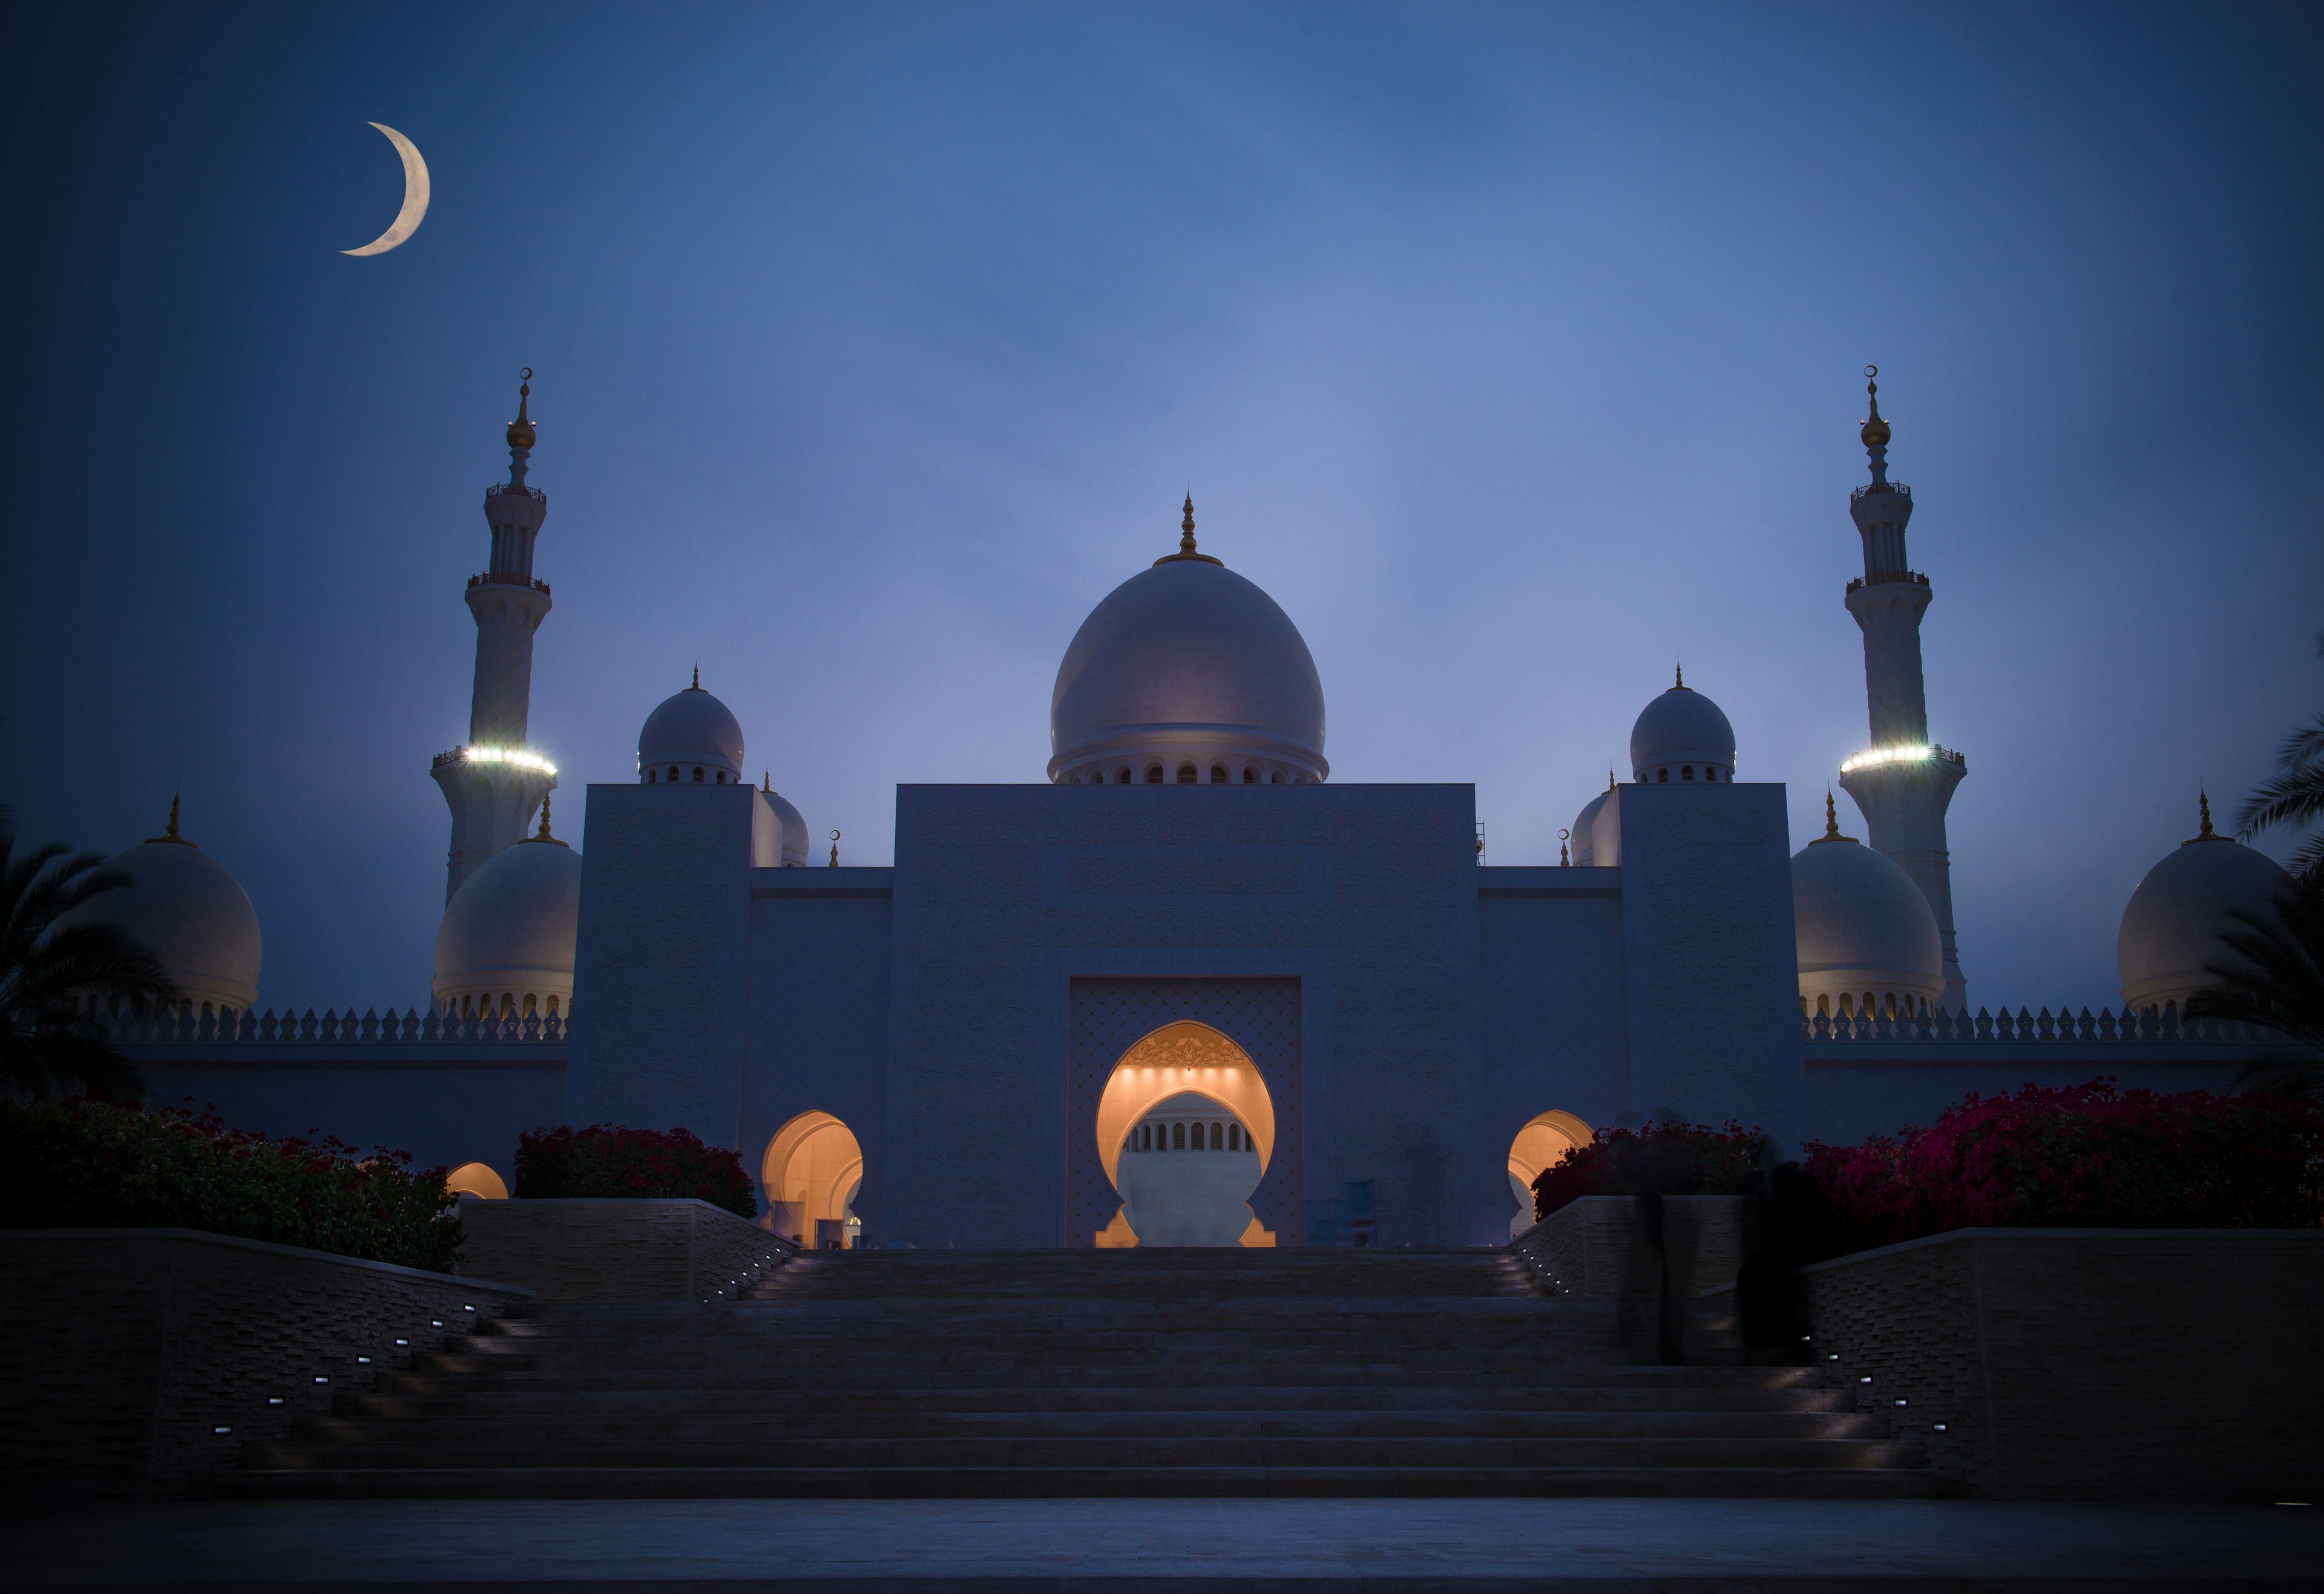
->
(1049, 501), (1327, 785)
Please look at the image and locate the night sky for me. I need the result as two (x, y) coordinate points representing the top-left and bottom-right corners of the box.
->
(5, 2), (2320, 1015)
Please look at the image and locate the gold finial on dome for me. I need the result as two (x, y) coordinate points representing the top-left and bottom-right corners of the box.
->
(1608, 769), (1617, 792)
(149, 791), (194, 846)
(505, 368), (536, 453)
(689, 664), (701, 691)
(537, 795), (553, 838)
(829, 829), (841, 868)
(2184, 789), (2221, 845)
(1860, 365), (1891, 450)
(763, 769), (771, 793)
(1560, 841), (1569, 866)
(1813, 791), (1855, 845)
(1154, 492), (1224, 566)
(1675, 662), (1686, 690)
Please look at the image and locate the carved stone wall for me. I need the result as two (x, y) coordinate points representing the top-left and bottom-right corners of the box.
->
(1614, 782), (1804, 1148)
(1476, 869), (1630, 1147)
(567, 784), (758, 1144)
(1066, 978), (1301, 1246)
(882, 783), (1488, 1249)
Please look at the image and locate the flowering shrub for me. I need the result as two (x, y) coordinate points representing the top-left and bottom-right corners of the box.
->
(1805, 1081), (2324, 1256)
(1532, 1120), (1769, 1223)
(0, 1096), (460, 1271)
(514, 1124), (755, 1217)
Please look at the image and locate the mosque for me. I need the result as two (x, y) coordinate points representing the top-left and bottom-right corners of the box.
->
(81, 376), (2285, 1250)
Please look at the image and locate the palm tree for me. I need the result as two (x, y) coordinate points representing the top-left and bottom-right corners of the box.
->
(0, 802), (176, 1098)
(2186, 877), (2324, 1095)
(2230, 633), (2324, 885)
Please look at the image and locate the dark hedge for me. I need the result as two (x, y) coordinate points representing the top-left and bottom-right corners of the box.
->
(514, 1123), (756, 1217)
(1530, 1119), (1769, 1222)
(0, 1095), (461, 1271)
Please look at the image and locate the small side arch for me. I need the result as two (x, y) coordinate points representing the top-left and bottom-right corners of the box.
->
(1508, 1109), (1594, 1237)
(446, 1162), (509, 1200)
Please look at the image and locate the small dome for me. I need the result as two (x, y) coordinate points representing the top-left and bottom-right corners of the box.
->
(1049, 504), (1327, 785)
(1629, 670), (1736, 783)
(1569, 776), (1618, 867)
(1792, 800), (1942, 1019)
(2118, 797), (2289, 1014)
(67, 800), (261, 1015)
(761, 785), (809, 868)
(638, 669), (744, 786)
(433, 821), (582, 1021)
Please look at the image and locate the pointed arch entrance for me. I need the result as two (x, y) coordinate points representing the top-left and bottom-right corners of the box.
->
(1067, 977), (1302, 1248)
(763, 1110), (864, 1249)
(1094, 1021), (1277, 1247)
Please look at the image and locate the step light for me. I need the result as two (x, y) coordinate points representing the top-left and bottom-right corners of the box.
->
(268, 1398), (284, 1407)
(213, 1426), (231, 1435)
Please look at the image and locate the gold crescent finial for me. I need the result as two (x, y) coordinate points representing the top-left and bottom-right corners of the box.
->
(1674, 662), (1685, 690)
(829, 829), (841, 868)
(1180, 493), (1197, 556)
(1860, 366), (1890, 450)
(690, 664), (700, 691)
(507, 369), (537, 451)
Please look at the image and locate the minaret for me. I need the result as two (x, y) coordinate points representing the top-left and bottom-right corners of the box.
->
(1834, 369), (1969, 1010)
(428, 372), (557, 904)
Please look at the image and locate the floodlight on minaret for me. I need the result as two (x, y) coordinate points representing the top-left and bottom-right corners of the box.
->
(1834, 367), (1969, 1011)
(428, 371), (558, 904)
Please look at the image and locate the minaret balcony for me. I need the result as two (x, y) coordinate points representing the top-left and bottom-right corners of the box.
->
(1845, 570), (1929, 593)
(1849, 481), (1912, 505)
(486, 482), (547, 505)
(469, 571), (553, 598)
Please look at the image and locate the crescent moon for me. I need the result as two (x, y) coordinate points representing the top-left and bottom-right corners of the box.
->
(342, 122), (429, 257)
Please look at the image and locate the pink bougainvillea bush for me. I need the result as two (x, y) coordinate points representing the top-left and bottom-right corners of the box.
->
(1531, 1120), (1769, 1223)
(0, 1095), (460, 1271)
(1805, 1081), (2324, 1256)
(514, 1124), (755, 1217)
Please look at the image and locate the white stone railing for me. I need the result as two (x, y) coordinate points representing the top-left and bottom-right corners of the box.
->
(1803, 1006), (2271, 1044)
(103, 1007), (566, 1045)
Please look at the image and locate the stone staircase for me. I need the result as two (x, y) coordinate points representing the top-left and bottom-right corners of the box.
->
(227, 1248), (1933, 1498)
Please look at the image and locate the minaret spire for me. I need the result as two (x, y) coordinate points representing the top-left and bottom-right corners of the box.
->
(430, 372), (558, 903)
(1836, 367), (1968, 1009)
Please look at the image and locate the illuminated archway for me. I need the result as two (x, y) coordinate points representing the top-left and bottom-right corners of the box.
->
(763, 1111), (864, 1249)
(1508, 1109), (1592, 1237)
(1094, 1021), (1276, 1247)
(446, 1161), (508, 1200)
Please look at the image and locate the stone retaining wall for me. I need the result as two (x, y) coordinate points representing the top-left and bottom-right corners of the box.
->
(0, 1229), (531, 1494)
(1802, 1227), (2324, 1500)
(1511, 1195), (1751, 1299)
(453, 1197), (797, 1301)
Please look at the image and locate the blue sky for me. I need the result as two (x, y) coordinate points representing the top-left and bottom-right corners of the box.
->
(4, 1), (2320, 1013)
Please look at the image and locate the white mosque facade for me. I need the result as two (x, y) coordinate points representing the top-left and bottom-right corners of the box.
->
(84, 378), (2289, 1249)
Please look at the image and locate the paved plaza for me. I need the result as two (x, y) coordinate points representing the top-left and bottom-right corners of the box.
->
(5, 1497), (2316, 1589)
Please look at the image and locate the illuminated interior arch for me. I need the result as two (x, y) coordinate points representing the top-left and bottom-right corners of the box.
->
(1507, 1108), (1592, 1237)
(1094, 1021), (1276, 1248)
(763, 1110), (864, 1249)
(446, 1162), (508, 1200)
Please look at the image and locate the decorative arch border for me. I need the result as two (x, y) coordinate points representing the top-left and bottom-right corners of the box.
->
(1067, 978), (1302, 1247)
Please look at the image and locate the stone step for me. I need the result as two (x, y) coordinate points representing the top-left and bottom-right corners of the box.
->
(345, 1384), (1855, 1418)
(295, 1409), (1888, 1444)
(248, 1434), (1925, 1471)
(217, 1463), (1940, 1500)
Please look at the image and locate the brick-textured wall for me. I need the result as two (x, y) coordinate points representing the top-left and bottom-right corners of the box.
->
(1512, 1196), (1751, 1299)
(0, 1230), (531, 1494)
(453, 1197), (797, 1301)
(1802, 1228), (2324, 1500)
